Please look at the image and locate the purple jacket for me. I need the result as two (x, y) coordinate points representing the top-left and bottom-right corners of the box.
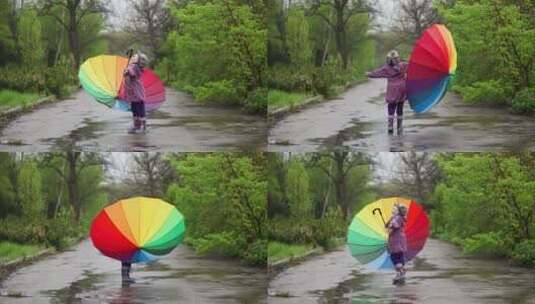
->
(387, 214), (407, 254)
(367, 62), (408, 103)
(123, 63), (145, 103)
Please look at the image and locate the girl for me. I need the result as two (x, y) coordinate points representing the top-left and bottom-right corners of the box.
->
(366, 50), (408, 134)
(385, 203), (408, 284)
(124, 52), (149, 134)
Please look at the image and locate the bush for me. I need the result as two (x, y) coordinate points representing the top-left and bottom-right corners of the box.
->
(0, 58), (76, 97)
(511, 87), (535, 114)
(312, 207), (345, 249)
(462, 232), (510, 257)
(0, 216), (46, 244)
(245, 87), (267, 114)
(190, 231), (247, 258)
(457, 80), (512, 104)
(267, 218), (316, 244)
(193, 80), (240, 104)
(511, 239), (535, 266)
(45, 209), (80, 249)
(266, 64), (313, 92)
(243, 239), (267, 266)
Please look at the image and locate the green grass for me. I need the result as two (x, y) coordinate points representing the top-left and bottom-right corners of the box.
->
(0, 241), (45, 264)
(0, 89), (40, 111)
(268, 90), (311, 112)
(268, 241), (314, 263)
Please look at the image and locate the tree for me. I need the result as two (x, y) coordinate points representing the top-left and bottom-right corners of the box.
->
(17, 160), (44, 219)
(18, 8), (45, 66)
(308, 0), (373, 69)
(125, 0), (170, 59)
(286, 159), (311, 217)
(38, 0), (107, 70)
(393, 0), (440, 42)
(393, 152), (440, 204)
(286, 8), (312, 67)
(308, 152), (370, 219)
(42, 152), (104, 221)
(128, 152), (175, 197)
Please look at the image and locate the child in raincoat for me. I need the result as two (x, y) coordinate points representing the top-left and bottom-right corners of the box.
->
(385, 203), (408, 284)
(124, 52), (149, 134)
(366, 50), (408, 134)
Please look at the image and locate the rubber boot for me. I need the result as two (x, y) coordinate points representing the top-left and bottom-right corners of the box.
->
(122, 264), (135, 283)
(397, 117), (403, 135)
(388, 116), (394, 135)
(128, 118), (142, 134)
(141, 119), (147, 133)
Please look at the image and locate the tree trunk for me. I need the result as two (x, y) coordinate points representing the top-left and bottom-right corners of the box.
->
(67, 152), (81, 221)
(68, 7), (80, 70)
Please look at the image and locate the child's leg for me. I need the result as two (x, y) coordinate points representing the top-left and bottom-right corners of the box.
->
(387, 103), (396, 133)
(396, 102), (404, 132)
(140, 102), (146, 131)
(121, 262), (129, 280)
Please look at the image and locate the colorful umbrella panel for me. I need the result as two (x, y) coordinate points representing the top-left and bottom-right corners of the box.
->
(407, 24), (457, 113)
(347, 197), (429, 270)
(90, 197), (185, 263)
(78, 55), (166, 112)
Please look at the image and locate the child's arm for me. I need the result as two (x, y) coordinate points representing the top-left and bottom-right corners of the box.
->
(367, 65), (390, 78)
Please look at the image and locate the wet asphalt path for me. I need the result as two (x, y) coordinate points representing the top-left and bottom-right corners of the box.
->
(0, 89), (266, 152)
(268, 239), (535, 304)
(0, 239), (267, 304)
(268, 79), (535, 152)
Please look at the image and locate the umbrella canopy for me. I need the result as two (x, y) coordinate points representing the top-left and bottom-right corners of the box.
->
(90, 197), (185, 263)
(347, 197), (429, 270)
(407, 24), (457, 113)
(78, 55), (165, 111)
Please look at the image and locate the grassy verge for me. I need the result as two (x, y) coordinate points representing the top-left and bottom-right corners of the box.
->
(268, 241), (314, 264)
(0, 90), (41, 112)
(268, 90), (311, 112)
(0, 241), (46, 264)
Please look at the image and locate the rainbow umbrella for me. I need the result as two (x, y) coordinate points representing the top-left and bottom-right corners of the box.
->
(90, 197), (185, 263)
(78, 55), (165, 111)
(407, 24), (457, 113)
(347, 197), (429, 270)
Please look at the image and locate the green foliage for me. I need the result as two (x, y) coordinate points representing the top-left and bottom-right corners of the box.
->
(267, 2), (376, 97)
(439, 0), (535, 109)
(462, 232), (510, 257)
(511, 239), (535, 266)
(268, 241), (313, 263)
(267, 89), (310, 111)
(0, 153), (105, 251)
(266, 64), (314, 92)
(193, 80), (238, 104)
(512, 87), (535, 114)
(18, 9), (45, 67)
(0, 89), (40, 110)
(245, 87), (268, 114)
(243, 239), (268, 266)
(313, 207), (345, 249)
(286, 9), (312, 67)
(160, 1), (266, 111)
(0, 241), (45, 264)
(166, 153), (267, 265)
(190, 231), (246, 257)
(286, 160), (311, 218)
(432, 153), (535, 264)
(17, 161), (44, 219)
(455, 80), (512, 105)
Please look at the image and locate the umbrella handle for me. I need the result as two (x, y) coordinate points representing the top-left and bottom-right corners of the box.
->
(372, 208), (386, 226)
(126, 48), (134, 64)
